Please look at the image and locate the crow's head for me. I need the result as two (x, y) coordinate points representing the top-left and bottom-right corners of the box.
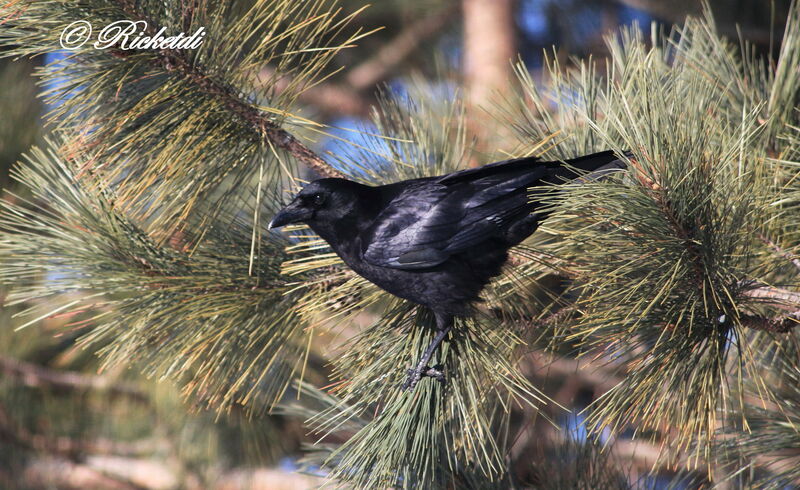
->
(269, 178), (366, 230)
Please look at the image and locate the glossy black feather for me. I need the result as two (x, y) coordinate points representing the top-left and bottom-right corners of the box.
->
(270, 150), (626, 388)
(272, 149), (625, 316)
(361, 151), (621, 272)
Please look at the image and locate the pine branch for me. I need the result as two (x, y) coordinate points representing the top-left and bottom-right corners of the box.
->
(0, 142), (311, 413)
(742, 284), (800, 311)
(739, 311), (800, 333)
(113, 0), (344, 178)
(83, 5), (342, 183)
(499, 6), (800, 462)
(0, 0), (371, 234)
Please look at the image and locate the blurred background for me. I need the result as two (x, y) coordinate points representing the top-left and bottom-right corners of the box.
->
(0, 1), (794, 488)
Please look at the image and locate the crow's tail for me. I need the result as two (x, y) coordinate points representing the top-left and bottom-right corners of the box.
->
(546, 150), (629, 184)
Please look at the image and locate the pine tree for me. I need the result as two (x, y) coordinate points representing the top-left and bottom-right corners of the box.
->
(1, 0), (800, 488)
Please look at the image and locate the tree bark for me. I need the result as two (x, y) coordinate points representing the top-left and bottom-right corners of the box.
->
(462, 0), (516, 163)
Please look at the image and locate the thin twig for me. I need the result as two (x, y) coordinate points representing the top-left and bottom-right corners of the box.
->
(346, 4), (459, 90)
(735, 282), (800, 332)
(256, 4), (458, 116)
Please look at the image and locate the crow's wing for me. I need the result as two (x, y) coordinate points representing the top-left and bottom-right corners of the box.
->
(361, 165), (547, 269)
(436, 155), (541, 185)
(360, 151), (624, 270)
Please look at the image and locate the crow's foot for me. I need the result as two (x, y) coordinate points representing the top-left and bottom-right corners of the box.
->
(401, 364), (446, 391)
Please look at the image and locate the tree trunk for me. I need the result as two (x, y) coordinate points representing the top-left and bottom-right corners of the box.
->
(462, 0), (516, 163)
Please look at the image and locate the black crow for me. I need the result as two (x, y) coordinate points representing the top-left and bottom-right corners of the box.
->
(270, 150), (626, 390)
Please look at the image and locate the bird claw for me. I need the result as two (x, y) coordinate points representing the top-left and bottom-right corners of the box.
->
(401, 364), (446, 391)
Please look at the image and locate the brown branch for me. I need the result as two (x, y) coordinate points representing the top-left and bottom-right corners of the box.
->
(740, 311), (800, 333)
(21, 455), (325, 490)
(0, 402), (162, 464)
(738, 283), (800, 332)
(115, 0), (343, 179)
(257, 6), (458, 117)
(0, 356), (148, 403)
(21, 459), (147, 490)
(741, 283), (800, 311)
(345, 4), (459, 90)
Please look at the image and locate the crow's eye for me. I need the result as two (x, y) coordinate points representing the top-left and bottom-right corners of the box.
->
(311, 193), (325, 206)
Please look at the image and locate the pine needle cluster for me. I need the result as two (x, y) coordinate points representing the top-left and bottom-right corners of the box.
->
(500, 2), (800, 467)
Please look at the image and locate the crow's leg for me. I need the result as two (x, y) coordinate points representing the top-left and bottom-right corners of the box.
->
(401, 312), (452, 391)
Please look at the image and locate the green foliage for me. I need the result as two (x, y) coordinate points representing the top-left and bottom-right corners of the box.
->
(501, 2), (800, 466)
(0, 143), (309, 413)
(0, 0), (372, 236)
(717, 356), (800, 488)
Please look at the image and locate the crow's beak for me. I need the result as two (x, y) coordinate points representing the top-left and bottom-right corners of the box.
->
(269, 203), (312, 229)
